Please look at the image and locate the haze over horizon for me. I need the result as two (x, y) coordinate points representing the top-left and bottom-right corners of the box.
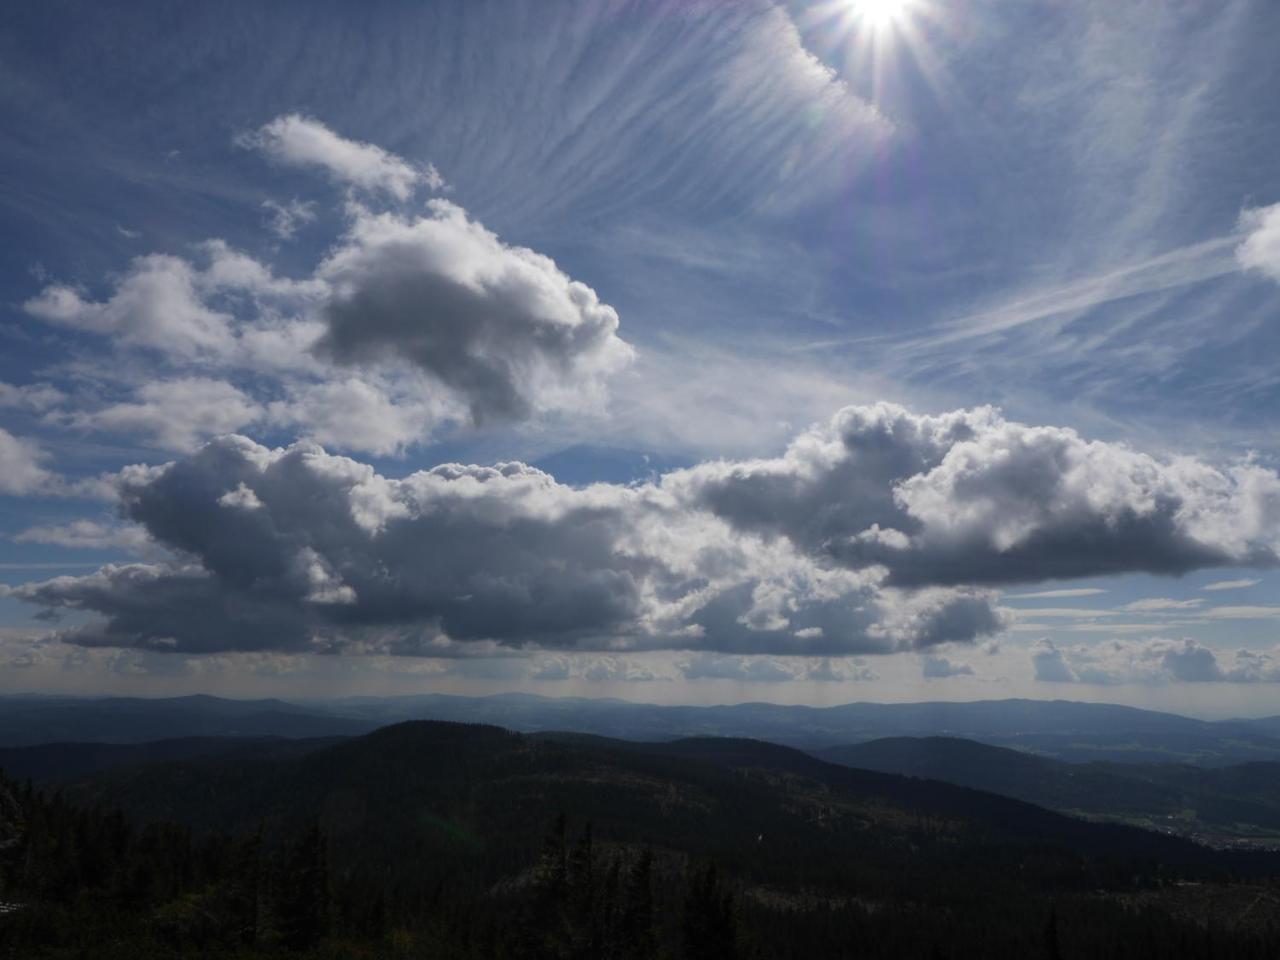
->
(2, 0), (1279, 715)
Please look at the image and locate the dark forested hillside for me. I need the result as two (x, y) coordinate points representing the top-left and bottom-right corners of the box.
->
(820, 737), (1280, 844)
(0, 735), (342, 783)
(2, 721), (1279, 958)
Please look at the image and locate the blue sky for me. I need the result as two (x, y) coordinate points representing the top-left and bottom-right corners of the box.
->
(1, 0), (1278, 713)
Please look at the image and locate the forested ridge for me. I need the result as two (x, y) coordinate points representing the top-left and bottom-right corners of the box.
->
(820, 736), (1280, 840)
(2, 721), (1279, 958)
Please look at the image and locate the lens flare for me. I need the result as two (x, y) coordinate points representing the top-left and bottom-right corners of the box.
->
(849, 0), (918, 30)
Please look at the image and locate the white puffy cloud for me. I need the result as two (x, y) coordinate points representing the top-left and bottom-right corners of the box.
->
(24, 254), (236, 358)
(8, 431), (1007, 657)
(668, 403), (1280, 586)
(237, 114), (442, 200)
(313, 200), (633, 424)
(9, 404), (1280, 659)
(1237, 202), (1280, 283)
(0, 428), (56, 496)
(1031, 637), (1280, 684)
(22, 137), (633, 453)
(69, 378), (262, 452)
(1202, 578), (1260, 591)
(0, 429), (128, 502)
(23, 241), (322, 368)
(266, 378), (456, 457)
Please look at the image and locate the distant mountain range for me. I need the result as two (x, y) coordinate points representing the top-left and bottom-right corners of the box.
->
(0, 693), (369, 747)
(2, 692), (1279, 765)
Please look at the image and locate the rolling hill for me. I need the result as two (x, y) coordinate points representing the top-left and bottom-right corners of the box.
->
(820, 736), (1280, 845)
(5, 720), (1280, 958)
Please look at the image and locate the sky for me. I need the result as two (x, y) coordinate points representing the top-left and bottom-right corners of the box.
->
(0, 0), (1278, 715)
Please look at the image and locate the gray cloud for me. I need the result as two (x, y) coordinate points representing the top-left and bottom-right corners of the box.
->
(67, 378), (262, 452)
(668, 403), (1280, 587)
(921, 654), (975, 679)
(0, 381), (64, 412)
(1030, 639), (1078, 683)
(13, 404), (1278, 660)
(314, 200), (633, 424)
(23, 160), (634, 452)
(9, 430), (1006, 657)
(677, 652), (873, 683)
(1031, 636), (1280, 685)
(262, 198), (316, 241)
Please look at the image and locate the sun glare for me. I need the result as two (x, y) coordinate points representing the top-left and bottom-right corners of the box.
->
(850, 0), (917, 30)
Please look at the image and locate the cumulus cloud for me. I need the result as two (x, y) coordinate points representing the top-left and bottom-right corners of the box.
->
(23, 241), (321, 367)
(9, 404), (1280, 659)
(0, 428), (56, 496)
(23, 135), (633, 452)
(1237, 202), (1280, 283)
(265, 378), (454, 457)
(0, 430), (125, 502)
(668, 403), (1280, 587)
(8, 431), (1007, 656)
(237, 114), (442, 200)
(69, 378), (262, 452)
(1030, 639), (1078, 683)
(1031, 637), (1280, 684)
(24, 254), (237, 358)
(314, 200), (633, 424)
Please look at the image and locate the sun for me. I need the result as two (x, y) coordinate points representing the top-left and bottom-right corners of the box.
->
(848, 0), (918, 30)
